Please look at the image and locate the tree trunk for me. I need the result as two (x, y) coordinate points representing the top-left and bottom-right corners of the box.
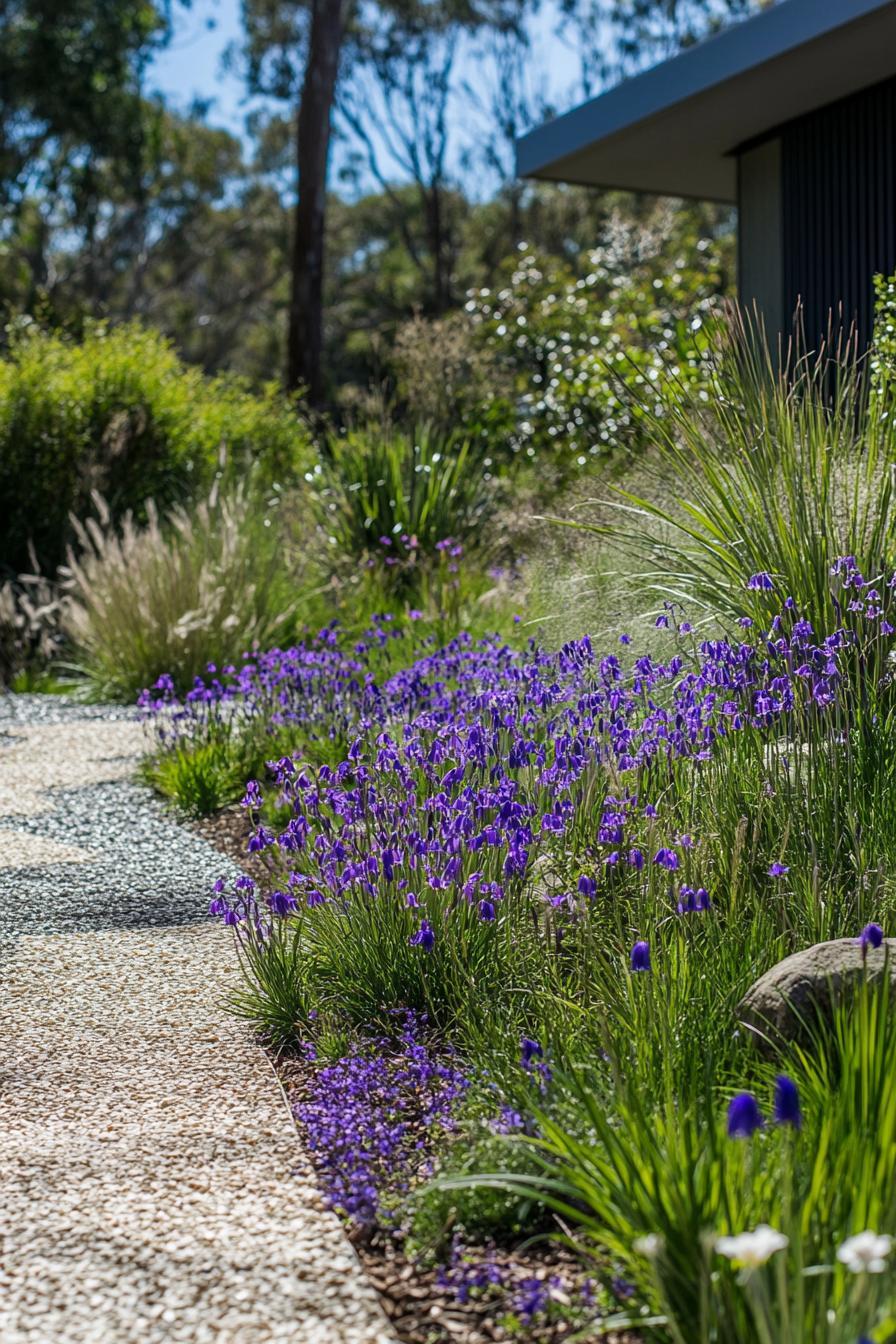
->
(287, 0), (345, 403)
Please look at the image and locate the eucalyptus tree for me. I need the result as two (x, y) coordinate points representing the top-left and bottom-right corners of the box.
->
(238, 0), (530, 404)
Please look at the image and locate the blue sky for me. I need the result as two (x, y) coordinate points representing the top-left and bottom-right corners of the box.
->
(148, 0), (248, 138)
(147, 0), (583, 196)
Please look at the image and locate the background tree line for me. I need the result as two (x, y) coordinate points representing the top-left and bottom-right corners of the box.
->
(0, 0), (761, 408)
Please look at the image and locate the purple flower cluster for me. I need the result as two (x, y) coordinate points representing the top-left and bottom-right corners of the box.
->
(139, 621), (536, 759)
(243, 621), (851, 894)
(139, 626), (379, 751)
(514, 1275), (566, 1323)
(436, 1241), (505, 1303)
(200, 566), (896, 1012)
(435, 1239), (587, 1326)
(727, 1074), (802, 1137)
(292, 1013), (468, 1226)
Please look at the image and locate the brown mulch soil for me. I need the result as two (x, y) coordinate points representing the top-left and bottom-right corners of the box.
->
(192, 805), (263, 880)
(195, 807), (636, 1344)
(352, 1233), (595, 1344)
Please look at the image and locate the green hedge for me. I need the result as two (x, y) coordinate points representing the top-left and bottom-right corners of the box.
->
(0, 321), (313, 572)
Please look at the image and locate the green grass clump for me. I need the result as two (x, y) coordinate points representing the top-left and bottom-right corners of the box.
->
(561, 306), (896, 640)
(60, 481), (304, 701)
(141, 743), (251, 819)
(310, 421), (499, 600)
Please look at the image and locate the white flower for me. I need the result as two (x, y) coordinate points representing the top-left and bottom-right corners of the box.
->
(716, 1225), (789, 1268)
(836, 1231), (893, 1274)
(633, 1234), (662, 1258)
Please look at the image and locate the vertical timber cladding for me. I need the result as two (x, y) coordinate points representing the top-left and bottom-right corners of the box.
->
(781, 75), (896, 350)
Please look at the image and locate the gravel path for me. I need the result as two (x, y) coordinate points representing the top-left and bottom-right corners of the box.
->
(0, 694), (396, 1344)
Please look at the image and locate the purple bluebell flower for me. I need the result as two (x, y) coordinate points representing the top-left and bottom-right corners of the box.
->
(630, 940), (651, 972)
(768, 862), (789, 877)
(857, 922), (884, 952)
(677, 885), (697, 914)
(268, 889), (297, 916)
(520, 1036), (543, 1066)
(747, 572), (774, 591)
(409, 918), (435, 952)
(727, 1092), (764, 1138)
(653, 848), (679, 870)
(773, 1075), (802, 1129)
(491, 1105), (525, 1134)
(578, 874), (596, 897)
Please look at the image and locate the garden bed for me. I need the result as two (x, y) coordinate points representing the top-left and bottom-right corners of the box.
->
(196, 806), (631, 1344)
(165, 548), (896, 1344)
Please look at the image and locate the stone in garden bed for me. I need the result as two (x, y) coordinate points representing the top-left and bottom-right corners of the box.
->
(738, 937), (896, 1050)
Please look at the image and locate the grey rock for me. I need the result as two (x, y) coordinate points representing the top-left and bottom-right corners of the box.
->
(738, 937), (896, 1049)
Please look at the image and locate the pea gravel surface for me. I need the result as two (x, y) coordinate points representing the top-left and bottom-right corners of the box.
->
(0, 693), (396, 1344)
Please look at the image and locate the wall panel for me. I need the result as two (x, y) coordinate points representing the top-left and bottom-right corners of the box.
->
(780, 76), (896, 349)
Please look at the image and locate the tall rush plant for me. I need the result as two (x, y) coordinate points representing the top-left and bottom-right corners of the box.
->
(555, 299), (896, 638)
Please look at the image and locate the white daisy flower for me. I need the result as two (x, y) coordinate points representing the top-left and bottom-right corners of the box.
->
(836, 1231), (893, 1274)
(633, 1234), (662, 1258)
(716, 1225), (789, 1268)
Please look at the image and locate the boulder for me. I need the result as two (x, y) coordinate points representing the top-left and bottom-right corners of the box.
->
(738, 938), (896, 1050)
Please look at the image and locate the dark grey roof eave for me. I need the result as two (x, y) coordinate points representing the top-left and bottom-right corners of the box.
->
(525, 164), (736, 204)
(517, 0), (896, 195)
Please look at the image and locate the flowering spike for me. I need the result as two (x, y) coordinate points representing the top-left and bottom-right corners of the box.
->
(772, 1076), (801, 1129)
(630, 940), (651, 972)
(727, 1092), (764, 1138)
(857, 922), (884, 953)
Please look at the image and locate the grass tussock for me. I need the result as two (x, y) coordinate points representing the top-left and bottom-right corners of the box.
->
(60, 483), (303, 700)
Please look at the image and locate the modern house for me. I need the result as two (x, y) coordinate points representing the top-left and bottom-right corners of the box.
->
(517, 0), (896, 349)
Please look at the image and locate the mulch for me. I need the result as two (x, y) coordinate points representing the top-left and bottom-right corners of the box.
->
(192, 805), (267, 882)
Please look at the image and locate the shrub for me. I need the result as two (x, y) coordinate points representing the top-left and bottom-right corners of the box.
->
(60, 483), (301, 700)
(410, 1124), (551, 1256)
(0, 320), (312, 572)
(466, 206), (731, 474)
(390, 312), (515, 446)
